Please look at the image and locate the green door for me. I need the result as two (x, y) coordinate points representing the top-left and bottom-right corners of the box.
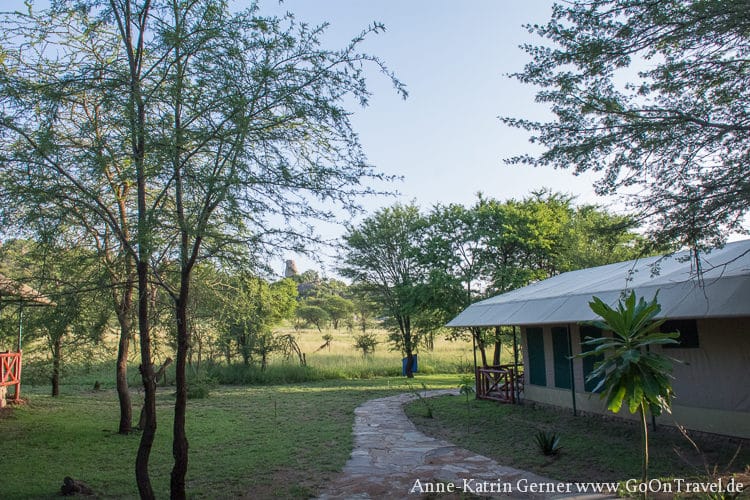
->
(526, 327), (546, 386)
(552, 326), (571, 389)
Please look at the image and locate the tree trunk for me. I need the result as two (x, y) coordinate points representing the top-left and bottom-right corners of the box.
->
(475, 330), (489, 368)
(114, 0), (155, 495)
(170, 286), (190, 500)
(116, 309), (133, 434)
(493, 326), (503, 366)
(240, 335), (251, 365)
(135, 258), (156, 500)
(402, 316), (415, 378)
(492, 343), (501, 367)
(405, 351), (415, 378)
(51, 335), (61, 397)
(195, 332), (202, 370)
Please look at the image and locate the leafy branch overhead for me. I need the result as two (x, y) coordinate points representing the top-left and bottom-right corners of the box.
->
(504, 0), (750, 249)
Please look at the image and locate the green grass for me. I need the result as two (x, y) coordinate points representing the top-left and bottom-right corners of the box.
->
(2, 375), (461, 499)
(404, 395), (750, 487)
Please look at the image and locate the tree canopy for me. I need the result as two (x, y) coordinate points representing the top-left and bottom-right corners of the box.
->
(504, 0), (750, 249)
(341, 194), (644, 369)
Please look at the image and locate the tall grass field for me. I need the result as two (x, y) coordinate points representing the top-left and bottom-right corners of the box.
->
(19, 326), (478, 390)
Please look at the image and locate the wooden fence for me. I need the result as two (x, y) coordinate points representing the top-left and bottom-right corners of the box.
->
(0, 351), (22, 404)
(476, 364), (523, 403)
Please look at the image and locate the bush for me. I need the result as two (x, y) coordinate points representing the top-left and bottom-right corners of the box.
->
(535, 430), (562, 456)
(353, 333), (378, 356)
(186, 371), (218, 399)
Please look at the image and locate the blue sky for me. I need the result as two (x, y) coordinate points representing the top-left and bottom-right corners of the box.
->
(254, 1), (604, 275)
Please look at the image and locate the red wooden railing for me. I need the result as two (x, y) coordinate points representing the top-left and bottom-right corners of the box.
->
(0, 351), (22, 402)
(476, 364), (523, 404)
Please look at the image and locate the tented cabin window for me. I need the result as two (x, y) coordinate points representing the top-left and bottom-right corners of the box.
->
(526, 327), (547, 386)
(580, 325), (604, 392)
(552, 326), (572, 390)
(661, 319), (699, 348)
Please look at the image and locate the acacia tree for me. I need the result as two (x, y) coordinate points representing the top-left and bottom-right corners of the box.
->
(0, 6), (142, 435)
(0, 239), (110, 395)
(341, 204), (429, 377)
(296, 304), (330, 332)
(0, 8), (160, 486)
(144, 3), (403, 493)
(504, 0), (750, 249)
(2, 1), (403, 497)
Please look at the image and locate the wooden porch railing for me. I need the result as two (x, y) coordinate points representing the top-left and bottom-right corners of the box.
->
(476, 364), (523, 404)
(0, 351), (22, 403)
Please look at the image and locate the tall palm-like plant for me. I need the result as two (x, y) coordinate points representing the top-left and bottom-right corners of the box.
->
(578, 291), (678, 492)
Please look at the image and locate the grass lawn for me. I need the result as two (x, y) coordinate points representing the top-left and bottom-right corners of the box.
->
(405, 395), (750, 489)
(2, 375), (460, 499)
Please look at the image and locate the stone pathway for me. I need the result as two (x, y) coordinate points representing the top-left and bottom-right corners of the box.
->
(317, 390), (612, 499)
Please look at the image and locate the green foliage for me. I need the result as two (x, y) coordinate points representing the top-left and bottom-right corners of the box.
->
(296, 304), (330, 332)
(534, 430), (562, 457)
(0, 239), (112, 394)
(580, 292), (678, 416)
(186, 371), (218, 400)
(458, 376), (475, 397)
(422, 192), (644, 365)
(353, 332), (378, 356)
(341, 204), (431, 376)
(579, 291), (679, 487)
(504, 0), (750, 249)
(458, 375), (475, 432)
(318, 294), (355, 330)
(218, 275), (298, 367)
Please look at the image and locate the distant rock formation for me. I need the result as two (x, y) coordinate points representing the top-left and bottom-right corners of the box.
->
(284, 259), (299, 278)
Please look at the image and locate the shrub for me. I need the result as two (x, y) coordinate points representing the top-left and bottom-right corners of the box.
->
(186, 371), (218, 399)
(353, 333), (378, 356)
(535, 430), (561, 456)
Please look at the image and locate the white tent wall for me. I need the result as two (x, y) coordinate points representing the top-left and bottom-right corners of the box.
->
(519, 320), (750, 439)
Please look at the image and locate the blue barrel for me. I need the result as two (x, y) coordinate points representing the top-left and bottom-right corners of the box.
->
(401, 355), (418, 376)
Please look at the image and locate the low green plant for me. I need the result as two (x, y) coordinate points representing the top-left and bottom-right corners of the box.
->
(458, 375), (475, 433)
(409, 382), (434, 418)
(534, 430), (562, 456)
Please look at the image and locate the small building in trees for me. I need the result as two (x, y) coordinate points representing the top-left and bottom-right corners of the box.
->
(0, 272), (54, 405)
(448, 240), (750, 439)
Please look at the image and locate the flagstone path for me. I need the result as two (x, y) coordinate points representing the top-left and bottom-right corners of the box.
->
(317, 390), (612, 499)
